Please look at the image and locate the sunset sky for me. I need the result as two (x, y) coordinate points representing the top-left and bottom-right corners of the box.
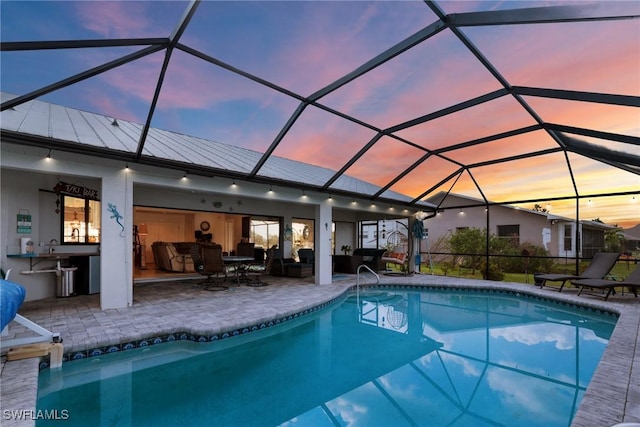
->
(1, 1), (638, 227)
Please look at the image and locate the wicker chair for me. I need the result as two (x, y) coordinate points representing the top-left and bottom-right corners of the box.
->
(190, 243), (229, 291)
(236, 241), (255, 258)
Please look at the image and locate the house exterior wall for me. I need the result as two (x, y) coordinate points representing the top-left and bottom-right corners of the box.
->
(422, 195), (559, 256)
(421, 194), (611, 260)
(1, 143), (420, 307)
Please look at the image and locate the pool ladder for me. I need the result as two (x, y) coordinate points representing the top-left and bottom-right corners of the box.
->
(356, 264), (379, 308)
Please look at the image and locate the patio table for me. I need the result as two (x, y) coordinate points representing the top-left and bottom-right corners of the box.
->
(223, 256), (255, 284)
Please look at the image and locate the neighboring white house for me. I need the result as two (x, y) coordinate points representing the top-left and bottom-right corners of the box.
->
(422, 193), (614, 258)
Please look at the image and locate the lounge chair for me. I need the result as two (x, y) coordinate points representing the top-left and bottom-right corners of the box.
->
(535, 252), (619, 292)
(573, 264), (640, 300)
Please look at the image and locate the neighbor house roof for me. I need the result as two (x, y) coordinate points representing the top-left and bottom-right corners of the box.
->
(427, 191), (617, 230)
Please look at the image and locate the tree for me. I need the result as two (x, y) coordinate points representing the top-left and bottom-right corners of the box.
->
(532, 203), (549, 213)
(604, 227), (624, 252)
(447, 228), (486, 274)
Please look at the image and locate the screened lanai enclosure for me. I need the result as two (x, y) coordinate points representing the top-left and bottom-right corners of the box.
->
(1, 1), (638, 276)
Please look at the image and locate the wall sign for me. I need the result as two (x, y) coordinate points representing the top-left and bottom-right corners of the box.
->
(54, 181), (99, 200)
(17, 209), (32, 233)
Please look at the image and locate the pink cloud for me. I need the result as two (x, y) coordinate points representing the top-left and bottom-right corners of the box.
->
(466, 20), (640, 96)
(345, 137), (424, 186)
(524, 97), (640, 138)
(395, 95), (536, 150)
(390, 156), (462, 199)
(99, 53), (163, 103)
(74, 2), (152, 39)
(259, 2), (430, 95)
(273, 107), (377, 169)
(320, 30), (504, 130)
(80, 85), (140, 123)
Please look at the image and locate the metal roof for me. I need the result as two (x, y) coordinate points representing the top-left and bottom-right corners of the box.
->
(1, 0), (638, 217)
(1, 92), (420, 205)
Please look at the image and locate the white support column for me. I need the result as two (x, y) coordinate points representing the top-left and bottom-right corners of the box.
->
(408, 216), (417, 273)
(315, 200), (332, 285)
(100, 168), (133, 309)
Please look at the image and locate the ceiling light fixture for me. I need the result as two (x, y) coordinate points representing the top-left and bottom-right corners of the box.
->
(45, 149), (52, 160)
(182, 172), (188, 180)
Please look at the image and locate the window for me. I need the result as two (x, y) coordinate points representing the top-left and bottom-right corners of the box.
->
(61, 195), (101, 244)
(292, 218), (314, 261)
(497, 225), (520, 247)
(359, 221), (378, 248)
(250, 217), (280, 248)
(582, 228), (605, 258)
(563, 225), (573, 253)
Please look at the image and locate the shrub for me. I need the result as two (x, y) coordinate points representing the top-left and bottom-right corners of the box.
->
(501, 243), (553, 274)
(481, 261), (504, 281)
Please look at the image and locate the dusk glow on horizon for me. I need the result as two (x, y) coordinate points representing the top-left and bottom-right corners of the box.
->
(1, 1), (638, 227)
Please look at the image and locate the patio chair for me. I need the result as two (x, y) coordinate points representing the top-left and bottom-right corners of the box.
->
(270, 248), (297, 276)
(190, 243), (229, 291)
(236, 241), (255, 258)
(381, 251), (408, 273)
(297, 248), (315, 275)
(244, 246), (276, 287)
(535, 252), (620, 292)
(573, 264), (640, 300)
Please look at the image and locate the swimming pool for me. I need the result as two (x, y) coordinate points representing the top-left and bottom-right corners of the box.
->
(36, 288), (616, 426)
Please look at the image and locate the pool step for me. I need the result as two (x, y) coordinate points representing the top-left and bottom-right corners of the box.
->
(7, 342), (64, 368)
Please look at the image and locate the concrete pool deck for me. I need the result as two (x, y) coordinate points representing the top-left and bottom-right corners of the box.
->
(1, 273), (639, 426)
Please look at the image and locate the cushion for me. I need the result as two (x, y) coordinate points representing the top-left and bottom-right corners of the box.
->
(1, 279), (26, 330)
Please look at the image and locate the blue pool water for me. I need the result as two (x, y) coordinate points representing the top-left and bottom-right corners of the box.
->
(37, 289), (616, 426)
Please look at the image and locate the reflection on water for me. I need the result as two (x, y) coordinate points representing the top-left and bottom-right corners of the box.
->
(37, 290), (616, 426)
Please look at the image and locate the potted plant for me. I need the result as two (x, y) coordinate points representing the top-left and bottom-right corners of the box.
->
(341, 245), (352, 255)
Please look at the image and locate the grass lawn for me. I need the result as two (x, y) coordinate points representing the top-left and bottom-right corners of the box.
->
(413, 256), (638, 287)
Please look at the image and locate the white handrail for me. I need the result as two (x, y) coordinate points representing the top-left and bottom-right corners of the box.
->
(356, 264), (379, 308)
